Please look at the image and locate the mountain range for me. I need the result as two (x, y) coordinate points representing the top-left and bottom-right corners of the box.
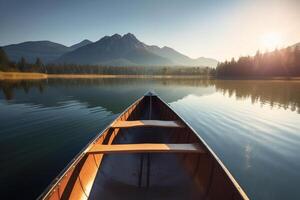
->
(2, 33), (218, 67)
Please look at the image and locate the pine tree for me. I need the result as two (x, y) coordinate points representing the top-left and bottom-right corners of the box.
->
(18, 57), (26, 71)
(35, 57), (43, 67)
(0, 47), (10, 71)
(295, 46), (300, 75)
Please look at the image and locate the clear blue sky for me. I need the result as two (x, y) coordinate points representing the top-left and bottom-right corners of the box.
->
(0, 0), (299, 60)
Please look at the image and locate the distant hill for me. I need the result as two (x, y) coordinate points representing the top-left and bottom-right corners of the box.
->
(146, 45), (217, 67)
(193, 57), (219, 67)
(2, 33), (218, 67)
(3, 41), (70, 63)
(2, 40), (92, 63)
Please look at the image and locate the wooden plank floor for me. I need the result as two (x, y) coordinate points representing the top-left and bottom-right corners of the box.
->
(87, 143), (205, 154)
(111, 120), (184, 128)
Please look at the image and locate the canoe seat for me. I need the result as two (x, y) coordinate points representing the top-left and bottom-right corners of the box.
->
(87, 143), (205, 154)
(111, 120), (184, 128)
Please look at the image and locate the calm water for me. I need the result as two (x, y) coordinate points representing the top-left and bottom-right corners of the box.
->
(0, 78), (300, 200)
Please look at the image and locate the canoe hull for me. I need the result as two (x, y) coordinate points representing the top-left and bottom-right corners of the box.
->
(39, 94), (249, 200)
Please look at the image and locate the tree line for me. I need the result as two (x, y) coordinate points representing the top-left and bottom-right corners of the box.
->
(215, 45), (300, 77)
(0, 47), (211, 76)
(0, 48), (46, 73)
(45, 64), (211, 76)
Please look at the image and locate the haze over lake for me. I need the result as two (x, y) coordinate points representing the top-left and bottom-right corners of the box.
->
(0, 78), (299, 200)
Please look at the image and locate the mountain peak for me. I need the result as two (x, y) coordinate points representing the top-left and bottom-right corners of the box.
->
(162, 46), (173, 50)
(121, 33), (141, 46)
(111, 34), (122, 39)
(70, 39), (92, 50)
(82, 39), (92, 43)
(122, 33), (140, 43)
(97, 34), (122, 43)
(123, 33), (136, 39)
(97, 33), (138, 43)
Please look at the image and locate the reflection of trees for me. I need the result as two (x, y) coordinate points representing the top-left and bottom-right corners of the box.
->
(45, 77), (214, 87)
(1, 78), (300, 113)
(0, 80), (46, 100)
(0, 78), (213, 98)
(214, 80), (300, 113)
(0, 78), (214, 113)
(2, 87), (14, 100)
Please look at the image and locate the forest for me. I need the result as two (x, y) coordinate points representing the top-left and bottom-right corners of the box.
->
(216, 45), (300, 77)
(2, 45), (300, 78)
(0, 47), (46, 73)
(0, 47), (210, 76)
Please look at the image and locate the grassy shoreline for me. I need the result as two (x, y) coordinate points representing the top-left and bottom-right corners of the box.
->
(0, 71), (206, 80)
(0, 72), (49, 80)
(1, 71), (300, 80)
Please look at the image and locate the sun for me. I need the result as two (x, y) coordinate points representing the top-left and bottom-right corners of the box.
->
(260, 32), (282, 50)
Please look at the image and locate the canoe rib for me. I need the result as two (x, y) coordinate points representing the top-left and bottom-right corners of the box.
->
(111, 120), (184, 128)
(87, 143), (205, 154)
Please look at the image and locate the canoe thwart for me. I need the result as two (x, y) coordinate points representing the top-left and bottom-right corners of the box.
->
(111, 120), (184, 128)
(87, 143), (205, 154)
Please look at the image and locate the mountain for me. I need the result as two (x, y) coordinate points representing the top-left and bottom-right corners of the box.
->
(2, 41), (70, 63)
(2, 40), (92, 63)
(56, 33), (172, 66)
(70, 39), (92, 50)
(57, 33), (218, 67)
(2, 33), (218, 67)
(146, 45), (193, 65)
(193, 57), (219, 67)
(146, 45), (218, 67)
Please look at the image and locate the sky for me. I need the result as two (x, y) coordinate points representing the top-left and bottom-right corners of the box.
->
(0, 0), (299, 61)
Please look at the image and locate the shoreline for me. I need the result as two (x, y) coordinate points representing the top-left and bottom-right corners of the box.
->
(1, 71), (300, 81)
(215, 76), (300, 80)
(0, 72), (207, 80)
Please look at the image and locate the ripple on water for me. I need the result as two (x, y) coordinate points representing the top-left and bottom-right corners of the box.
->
(171, 92), (300, 200)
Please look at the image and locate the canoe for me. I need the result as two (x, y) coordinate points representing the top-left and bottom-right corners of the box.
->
(39, 92), (249, 200)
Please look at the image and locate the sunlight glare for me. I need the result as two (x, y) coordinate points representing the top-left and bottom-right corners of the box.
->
(260, 32), (282, 51)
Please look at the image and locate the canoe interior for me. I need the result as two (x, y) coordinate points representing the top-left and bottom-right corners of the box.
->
(41, 95), (248, 200)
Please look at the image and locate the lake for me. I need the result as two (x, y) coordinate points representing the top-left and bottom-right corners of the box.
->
(0, 78), (300, 200)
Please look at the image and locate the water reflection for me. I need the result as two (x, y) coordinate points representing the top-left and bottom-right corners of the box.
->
(1, 78), (300, 113)
(0, 78), (299, 200)
(171, 93), (300, 200)
(0, 78), (215, 113)
(0, 80), (45, 100)
(214, 80), (300, 113)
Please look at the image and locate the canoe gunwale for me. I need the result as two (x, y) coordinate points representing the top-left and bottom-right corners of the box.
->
(37, 96), (144, 200)
(155, 95), (250, 200)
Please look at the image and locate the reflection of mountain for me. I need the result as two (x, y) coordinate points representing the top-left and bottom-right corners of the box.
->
(213, 80), (300, 113)
(1, 79), (299, 113)
(0, 78), (214, 113)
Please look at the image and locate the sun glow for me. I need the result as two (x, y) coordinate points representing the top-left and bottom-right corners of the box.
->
(260, 32), (282, 51)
